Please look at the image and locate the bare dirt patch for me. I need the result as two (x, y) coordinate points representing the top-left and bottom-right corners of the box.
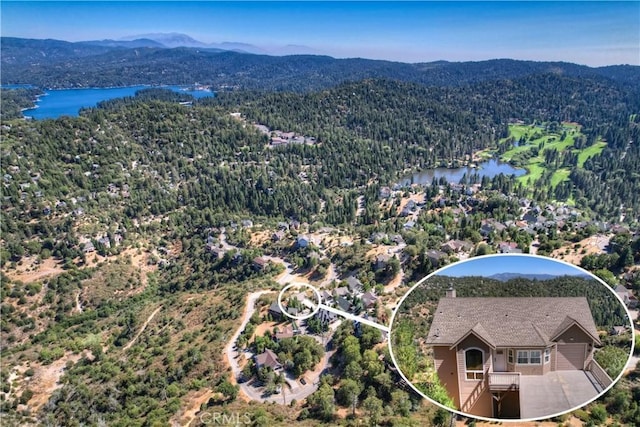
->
(16, 352), (83, 414)
(171, 388), (214, 427)
(552, 234), (610, 265)
(4, 257), (64, 284)
(250, 230), (271, 247)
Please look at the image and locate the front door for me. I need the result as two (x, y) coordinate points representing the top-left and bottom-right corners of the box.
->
(493, 349), (507, 372)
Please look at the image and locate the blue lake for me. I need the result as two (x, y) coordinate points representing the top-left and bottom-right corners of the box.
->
(22, 85), (214, 120)
(400, 159), (525, 186)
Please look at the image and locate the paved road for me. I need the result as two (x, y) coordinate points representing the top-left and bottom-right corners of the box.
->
(224, 289), (337, 404)
(225, 291), (272, 378)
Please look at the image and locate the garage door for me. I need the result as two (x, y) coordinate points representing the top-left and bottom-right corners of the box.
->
(556, 344), (585, 370)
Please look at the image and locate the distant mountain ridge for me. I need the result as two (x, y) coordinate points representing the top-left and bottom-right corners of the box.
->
(118, 32), (313, 55)
(2, 36), (639, 91)
(78, 38), (166, 49)
(488, 272), (591, 281)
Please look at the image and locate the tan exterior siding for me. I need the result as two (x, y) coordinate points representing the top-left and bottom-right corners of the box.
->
(556, 324), (593, 344)
(433, 346), (461, 408)
(457, 335), (492, 415)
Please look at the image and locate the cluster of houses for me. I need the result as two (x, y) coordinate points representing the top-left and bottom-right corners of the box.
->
(384, 180), (635, 261)
(80, 232), (124, 254)
(247, 120), (317, 147)
(322, 276), (379, 322)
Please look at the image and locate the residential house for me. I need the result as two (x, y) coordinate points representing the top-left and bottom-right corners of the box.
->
(321, 290), (333, 304)
(296, 235), (310, 248)
(252, 257), (269, 271)
(373, 254), (390, 272)
(317, 308), (338, 325)
(336, 296), (352, 312)
(403, 220), (416, 230)
(255, 349), (282, 371)
(480, 220), (507, 237)
(346, 276), (364, 293)
(334, 287), (349, 298)
(272, 230), (285, 242)
(498, 242), (523, 254)
(425, 250), (448, 267)
(426, 293), (607, 419)
(441, 240), (472, 254)
(361, 291), (378, 309)
(268, 301), (284, 320)
(615, 285), (638, 309)
(82, 241), (95, 253)
(98, 236), (111, 249)
(275, 324), (295, 341)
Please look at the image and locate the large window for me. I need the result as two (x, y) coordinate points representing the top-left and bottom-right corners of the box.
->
(516, 350), (543, 365)
(465, 348), (484, 380)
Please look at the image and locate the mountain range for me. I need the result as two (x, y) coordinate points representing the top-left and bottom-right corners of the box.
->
(1, 35), (639, 91)
(86, 32), (319, 56)
(487, 272), (592, 282)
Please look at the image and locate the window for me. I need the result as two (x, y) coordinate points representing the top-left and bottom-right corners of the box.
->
(517, 350), (529, 364)
(544, 348), (551, 364)
(465, 348), (484, 380)
(508, 349), (514, 364)
(516, 350), (543, 365)
(530, 350), (542, 364)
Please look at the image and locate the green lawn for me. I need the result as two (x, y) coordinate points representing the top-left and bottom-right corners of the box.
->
(499, 122), (606, 189)
(517, 162), (544, 185)
(577, 141), (607, 167)
(550, 169), (571, 187)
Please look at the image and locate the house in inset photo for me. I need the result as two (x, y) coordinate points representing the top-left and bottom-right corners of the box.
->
(426, 290), (612, 419)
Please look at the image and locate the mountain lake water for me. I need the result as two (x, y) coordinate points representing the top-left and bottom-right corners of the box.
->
(22, 85), (214, 120)
(399, 158), (525, 186)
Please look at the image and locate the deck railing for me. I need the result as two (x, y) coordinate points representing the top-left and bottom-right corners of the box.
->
(488, 372), (520, 390)
(586, 360), (613, 391)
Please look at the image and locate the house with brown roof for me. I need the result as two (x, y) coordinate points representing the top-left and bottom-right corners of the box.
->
(255, 349), (282, 370)
(426, 291), (610, 419)
(274, 324), (295, 341)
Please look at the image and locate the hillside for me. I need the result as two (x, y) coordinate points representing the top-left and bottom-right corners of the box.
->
(2, 37), (640, 90)
(1, 44), (640, 426)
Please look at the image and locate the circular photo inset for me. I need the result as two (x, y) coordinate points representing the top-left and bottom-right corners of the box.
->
(389, 254), (634, 422)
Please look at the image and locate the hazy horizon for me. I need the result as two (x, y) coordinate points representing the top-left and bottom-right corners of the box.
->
(2, 1), (638, 67)
(436, 256), (590, 278)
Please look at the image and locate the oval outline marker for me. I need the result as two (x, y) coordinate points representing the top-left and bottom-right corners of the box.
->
(387, 253), (635, 423)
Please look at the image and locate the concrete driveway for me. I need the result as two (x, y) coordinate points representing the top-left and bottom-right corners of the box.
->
(519, 371), (600, 419)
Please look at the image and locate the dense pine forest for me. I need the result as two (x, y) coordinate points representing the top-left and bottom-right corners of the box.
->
(1, 37), (640, 426)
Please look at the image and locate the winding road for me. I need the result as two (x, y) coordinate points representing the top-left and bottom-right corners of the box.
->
(224, 290), (335, 405)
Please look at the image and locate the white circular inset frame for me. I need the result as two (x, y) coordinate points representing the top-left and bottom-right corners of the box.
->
(387, 254), (635, 423)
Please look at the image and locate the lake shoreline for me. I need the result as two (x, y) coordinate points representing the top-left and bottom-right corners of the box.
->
(20, 84), (215, 120)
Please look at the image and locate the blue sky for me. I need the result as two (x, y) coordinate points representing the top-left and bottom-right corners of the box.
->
(438, 255), (587, 278)
(1, 1), (638, 66)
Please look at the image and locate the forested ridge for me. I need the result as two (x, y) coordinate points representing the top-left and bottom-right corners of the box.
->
(397, 275), (628, 328)
(3, 37), (640, 90)
(209, 74), (640, 221)
(2, 42), (640, 426)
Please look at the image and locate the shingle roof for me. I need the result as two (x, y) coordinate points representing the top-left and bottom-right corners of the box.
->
(425, 297), (599, 348)
(255, 349), (281, 369)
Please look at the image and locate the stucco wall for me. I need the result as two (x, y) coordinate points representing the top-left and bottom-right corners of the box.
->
(433, 346), (461, 408)
(457, 334), (493, 416)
